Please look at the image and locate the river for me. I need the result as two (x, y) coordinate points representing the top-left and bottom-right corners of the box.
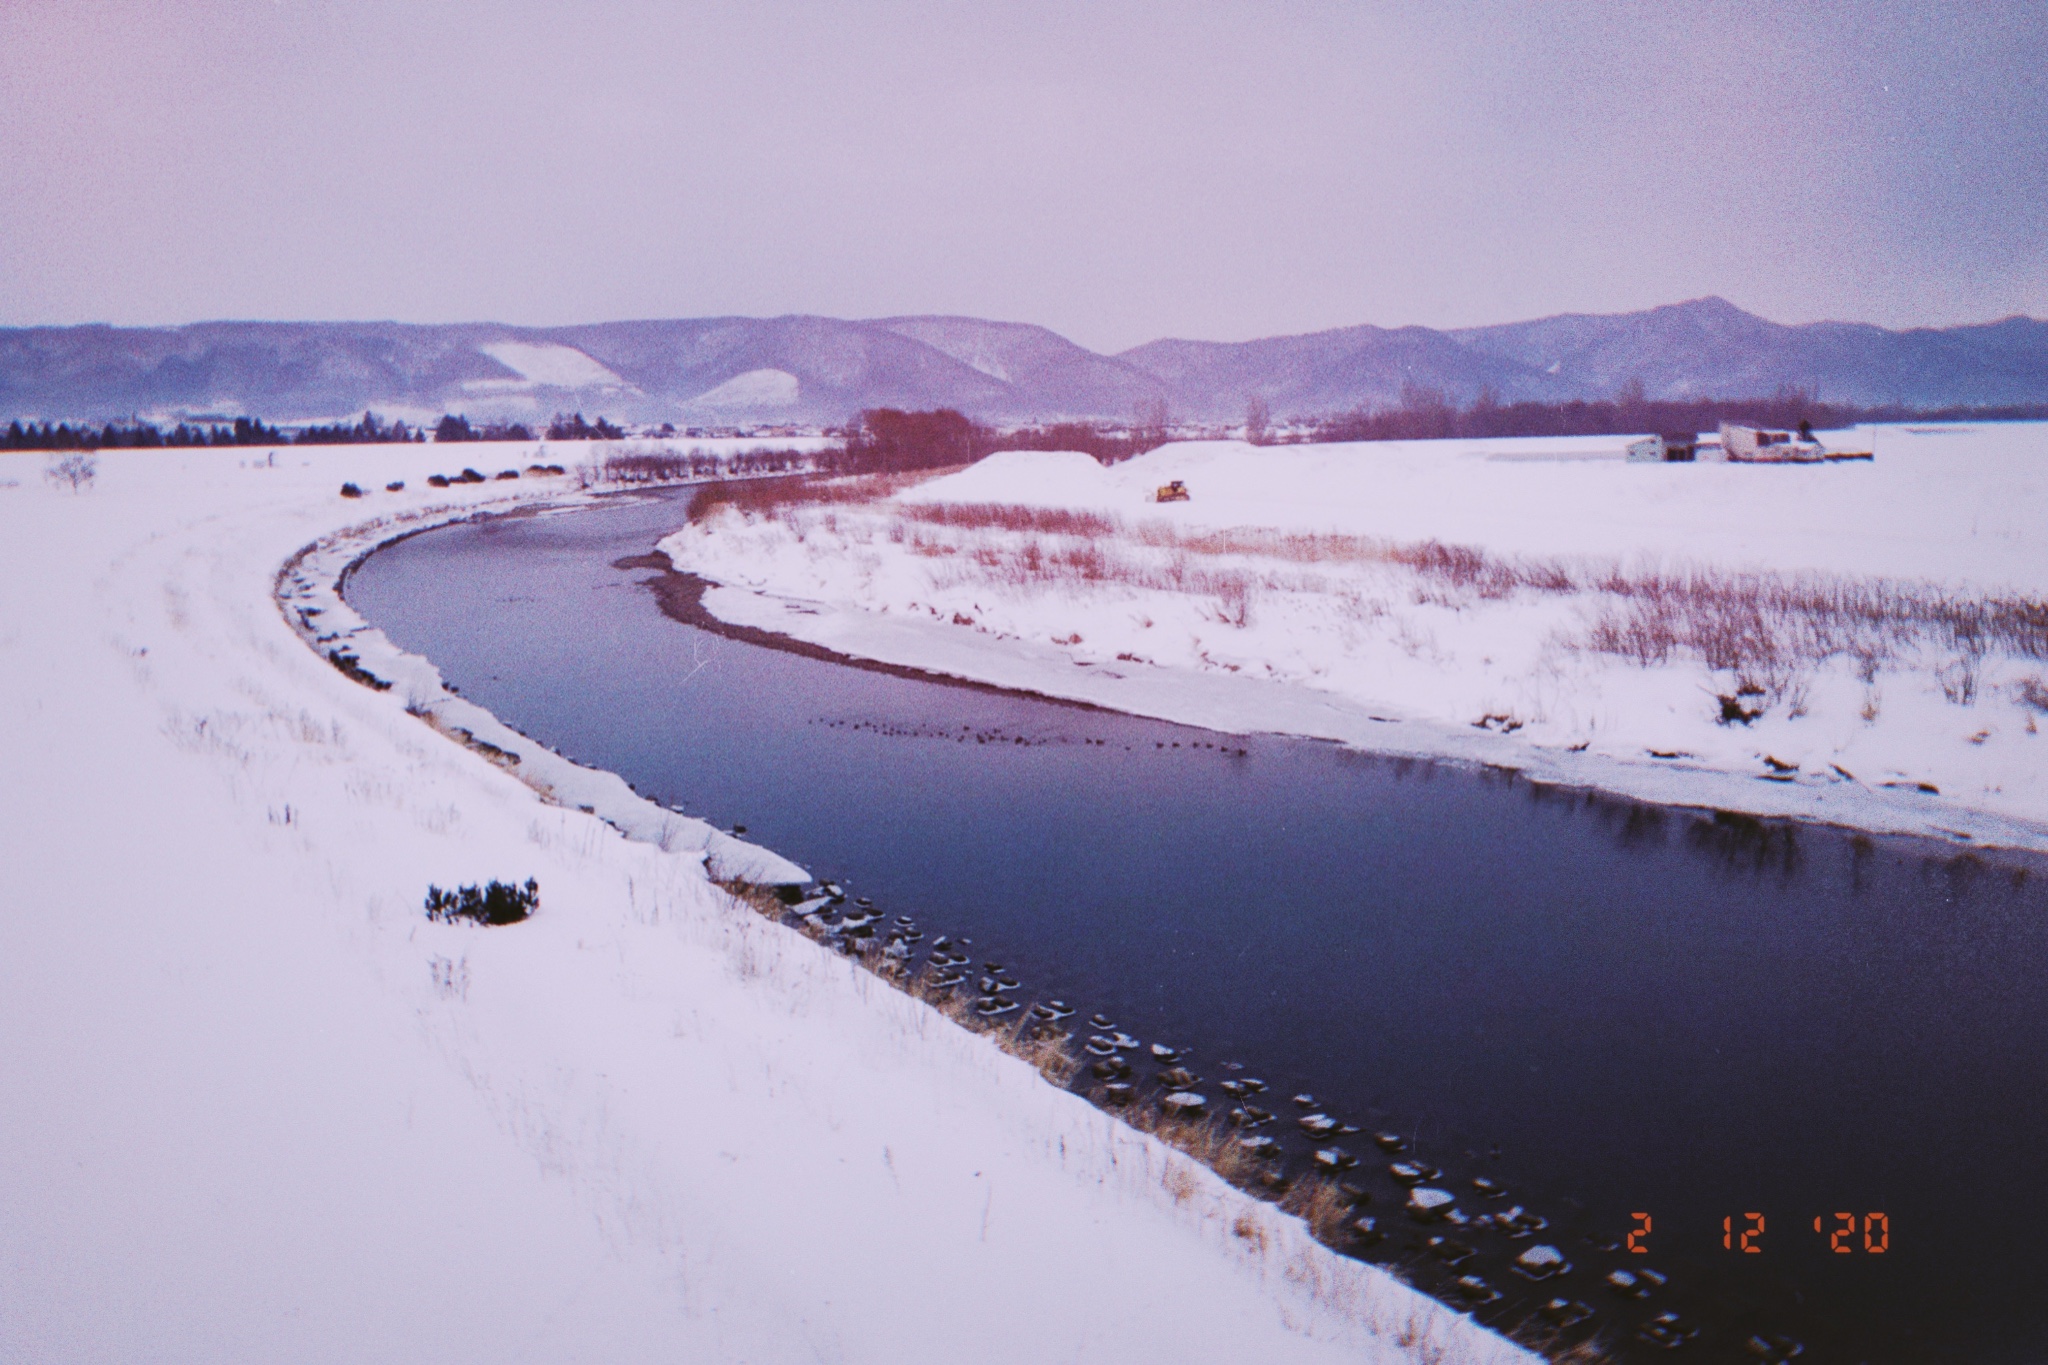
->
(344, 486), (2048, 1363)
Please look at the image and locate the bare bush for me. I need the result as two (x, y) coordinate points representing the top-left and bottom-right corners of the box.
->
(1244, 394), (1271, 446)
(44, 451), (97, 492)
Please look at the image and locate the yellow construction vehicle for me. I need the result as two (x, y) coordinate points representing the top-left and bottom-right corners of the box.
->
(1154, 479), (1190, 503)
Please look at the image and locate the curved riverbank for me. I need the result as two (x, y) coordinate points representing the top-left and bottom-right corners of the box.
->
(352, 482), (2048, 1364)
(656, 434), (2048, 858)
(315, 493), (1573, 1357)
(0, 442), (1532, 1365)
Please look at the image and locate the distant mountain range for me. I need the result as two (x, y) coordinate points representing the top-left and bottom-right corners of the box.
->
(4, 297), (2045, 427)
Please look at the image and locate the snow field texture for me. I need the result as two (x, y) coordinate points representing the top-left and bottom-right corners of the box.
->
(0, 442), (1526, 1365)
(659, 427), (2048, 851)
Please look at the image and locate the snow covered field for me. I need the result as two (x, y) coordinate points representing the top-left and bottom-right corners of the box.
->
(660, 427), (2048, 851)
(0, 443), (1527, 1364)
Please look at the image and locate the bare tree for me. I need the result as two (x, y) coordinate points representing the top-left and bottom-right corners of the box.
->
(1133, 397), (1172, 452)
(1244, 394), (1271, 446)
(44, 451), (97, 493)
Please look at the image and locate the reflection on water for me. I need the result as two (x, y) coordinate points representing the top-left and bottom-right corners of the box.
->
(345, 490), (2048, 1364)
(1683, 809), (1804, 879)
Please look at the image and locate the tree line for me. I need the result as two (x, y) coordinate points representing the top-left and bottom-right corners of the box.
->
(12, 391), (2046, 459)
(1307, 383), (2048, 444)
(825, 403), (1178, 474)
(4, 416), (287, 451)
(1, 409), (633, 452)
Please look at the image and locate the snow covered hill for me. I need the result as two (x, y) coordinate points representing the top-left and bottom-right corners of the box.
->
(0, 443), (1527, 1364)
(8, 297), (2048, 426)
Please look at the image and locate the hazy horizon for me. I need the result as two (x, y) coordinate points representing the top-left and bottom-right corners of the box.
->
(5, 1), (2045, 352)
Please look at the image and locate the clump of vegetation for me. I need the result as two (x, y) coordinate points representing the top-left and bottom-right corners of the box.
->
(820, 404), (1179, 474)
(546, 412), (625, 441)
(424, 878), (538, 925)
(325, 647), (391, 690)
(339, 482), (365, 497)
(434, 414), (534, 443)
(298, 412), (424, 444)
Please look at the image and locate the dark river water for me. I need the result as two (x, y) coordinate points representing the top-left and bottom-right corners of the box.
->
(346, 487), (2048, 1364)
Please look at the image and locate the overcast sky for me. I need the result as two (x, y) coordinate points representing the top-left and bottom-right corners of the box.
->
(3, 0), (2043, 351)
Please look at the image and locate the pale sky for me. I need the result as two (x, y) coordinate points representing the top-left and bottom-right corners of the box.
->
(3, 0), (2043, 352)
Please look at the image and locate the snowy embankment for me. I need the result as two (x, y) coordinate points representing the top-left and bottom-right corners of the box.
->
(660, 427), (2048, 851)
(0, 444), (1525, 1365)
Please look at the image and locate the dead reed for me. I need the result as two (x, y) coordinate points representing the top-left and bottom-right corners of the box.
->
(730, 493), (2048, 704)
(1279, 1173), (1361, 1246)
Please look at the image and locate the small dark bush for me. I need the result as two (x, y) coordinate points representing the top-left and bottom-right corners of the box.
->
(426, 473), (450, 487)
(495, 469), (519, 480)
(326, 647), (392, 690)
(1718, 693), (1764, 725)
(340, 482), (364, 497)
(547, 412), (624, 441)
(385, 480), (405, 492)
(459, 468), (486, 483)
(424, 878), (538, 926)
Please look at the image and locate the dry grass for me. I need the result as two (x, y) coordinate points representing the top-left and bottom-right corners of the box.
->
(1280, 1174), (1360, 1246)
(714, 491), (2048, 707)
(1504, 1321), (1618, 1365)
(1162, 1164), (1202, 1205)
(1579, 565), (2047, 698)
(1117, 1105), (1272, 1191)
(1005, 1025), (1083, 1087)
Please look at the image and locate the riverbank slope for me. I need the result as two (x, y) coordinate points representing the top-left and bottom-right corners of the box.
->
(0, 444), (1523, 1364)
